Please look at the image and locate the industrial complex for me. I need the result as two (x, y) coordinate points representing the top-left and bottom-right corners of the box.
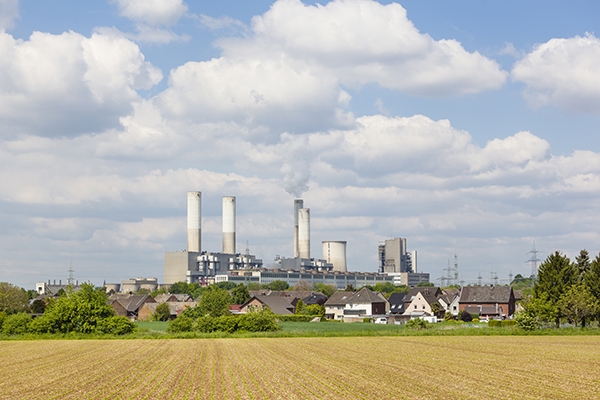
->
(163, 191), (430, 289)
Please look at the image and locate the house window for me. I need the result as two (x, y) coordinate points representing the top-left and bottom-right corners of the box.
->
(414, 305), (417, 309)
(453, 306), (457, 310)
(422, 305), (425, 309)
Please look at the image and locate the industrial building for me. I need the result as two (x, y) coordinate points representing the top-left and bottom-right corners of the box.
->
(164, 191), (430, 288)
(164, 192), (263, 284)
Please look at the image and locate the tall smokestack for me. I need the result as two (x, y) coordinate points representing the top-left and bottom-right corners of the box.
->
(187, 191), (201, 252)
(222, 196), (236, 254)
(298, 208), (310, 259)
(294, 199), (303, 258)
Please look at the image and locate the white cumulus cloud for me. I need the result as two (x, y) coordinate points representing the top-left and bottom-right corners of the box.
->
(0, 0), (19, 30)
(218, 0), (507, 96)
(512, 33), (600, 113)
(0, 30), (162, 137)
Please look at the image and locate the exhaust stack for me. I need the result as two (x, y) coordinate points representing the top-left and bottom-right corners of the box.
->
(293, 199), (303, 258)
(187, 191), (202, 252)
(298, 208), (310, 259)
(222, 196), (236, 254)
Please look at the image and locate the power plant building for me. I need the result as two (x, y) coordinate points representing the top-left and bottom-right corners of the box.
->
(164, 193), (263, 285)
(164, 192), (429, 288)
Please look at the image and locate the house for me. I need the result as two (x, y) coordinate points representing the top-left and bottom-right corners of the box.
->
(154, 293), (193, 303)
(324, 288), (389, 321)
(109, 294), (156, 320)
(138, 301), (197, 321)
(402, 287), (441, 317)
(324, 292), (355, 320)
(301, 292), (328, 306)
(240, 295), (296, 315)
(388, 292), (407, 314)
(438, 289), (460, 316)
(458, 286), (515, 319)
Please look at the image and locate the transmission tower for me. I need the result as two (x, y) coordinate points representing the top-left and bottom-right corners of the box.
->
(67, 259), (75, 286)
(526, 241), (541, 279)
(453, 253), (459, 285)
(508, 270), (514, 284)
(477, 272), (483, 286)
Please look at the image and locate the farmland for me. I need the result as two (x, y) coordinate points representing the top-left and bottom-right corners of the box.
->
(2, 336), (600, 399)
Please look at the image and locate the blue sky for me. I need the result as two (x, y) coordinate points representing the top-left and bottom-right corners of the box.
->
(1, 0), (600, 289)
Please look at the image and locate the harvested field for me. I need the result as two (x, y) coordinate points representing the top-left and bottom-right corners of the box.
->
(2, 336), (599, 399)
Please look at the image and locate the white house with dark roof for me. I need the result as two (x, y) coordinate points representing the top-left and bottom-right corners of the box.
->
(324, 288), (389, 321)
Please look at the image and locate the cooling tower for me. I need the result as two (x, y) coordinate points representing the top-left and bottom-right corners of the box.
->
(222, 196), (236, 254)
(187, 191), (202, 252)
(322, 241), (347, 272)
(293, 199), (303, 258)
(298, 208), (310, 259)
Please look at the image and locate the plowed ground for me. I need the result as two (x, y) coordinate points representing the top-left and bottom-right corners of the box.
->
(1, 336), (599, 399)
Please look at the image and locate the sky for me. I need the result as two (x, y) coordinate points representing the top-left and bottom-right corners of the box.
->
(1, 0), (600, 289)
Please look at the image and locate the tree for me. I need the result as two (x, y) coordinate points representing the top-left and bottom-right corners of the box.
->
(34, 283), (116, 333)
(557, 284), (599, 328)
(293, 280), (311, 291)
(313, 283), (336, 297)
(191, 286), (231, 318)
(519, 292), (558, 327)
(372, 282), (397, 294)
(231, 284), (250, 305)
(0, 282), (29, 314)
(247, 282), (261, 290)
(533, 251), (576, 328)
(294, 299), (306, 315)
(30, 299), (46, 314)
(458, 310), (473, 322)
(214, 281), (238, 291)
(431, 302), (442, 317)
(153, 302), (171, 322)
(416, 282), (434, 287)
(344, 284), (355, 292)
(575, 249), (591, 283)
(584, 253), (600, 305)
(268, 280), (289, 291)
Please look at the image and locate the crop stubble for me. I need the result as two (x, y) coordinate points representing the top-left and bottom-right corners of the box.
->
(1, 336), (599, 399)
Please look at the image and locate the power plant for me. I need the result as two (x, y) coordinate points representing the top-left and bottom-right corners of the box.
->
(164, 191), (429, 288)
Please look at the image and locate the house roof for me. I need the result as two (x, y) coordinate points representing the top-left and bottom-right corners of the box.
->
(242, 295), (296, 315)
(110, 294), (156, 312)
(404, 287), (440, 307)
(388, 292), (406, 313)
(154, 294), (177, 303)
(143, 301), (196, 315)
(459, 286), (514, 304)
(301, 293), (328, 305)
(324, 291), (355, 306)
(324, 288), (387, 307)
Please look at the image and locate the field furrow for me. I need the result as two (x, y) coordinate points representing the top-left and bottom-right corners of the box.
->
(2, 336), (600, 399)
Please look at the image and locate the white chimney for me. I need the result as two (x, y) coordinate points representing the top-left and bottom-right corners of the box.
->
(294, 199), (303, 258)
(187, 191), (201, 252)
(222, 196), (236, 254)
(298, 208), (310, 259)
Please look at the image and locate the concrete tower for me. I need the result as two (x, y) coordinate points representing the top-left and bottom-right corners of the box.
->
(322, 241), (347, 272)
(222, 196), (236, 254)
(187, 191), (201, 252)
(293, 199), (303, 258)
(298, 208), (310, 259)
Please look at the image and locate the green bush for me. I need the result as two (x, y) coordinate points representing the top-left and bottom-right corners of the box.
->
(488, 320), (502, 327)
(237, 310), (279, 332)
(472, 318), (480, 323)
(0, 311), (6, 330)
(213, 315), (239, 333)
(2, 312), (32, 335)
(501, 320), (517, 328)
(405, 318), (429, 330)
(167, 315), (194, 333)
(515, 311), (538, 331)
(96, 316), (137, 335)
(277, 315), (316, 322)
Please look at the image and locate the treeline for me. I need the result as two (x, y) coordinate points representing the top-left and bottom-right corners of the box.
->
(167, 286), (279, 334)
(518, 249), (600, 329)
(0, 283), (136, 336)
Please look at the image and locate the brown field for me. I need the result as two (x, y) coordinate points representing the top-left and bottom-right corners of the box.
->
(1, 336), (599, 399)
